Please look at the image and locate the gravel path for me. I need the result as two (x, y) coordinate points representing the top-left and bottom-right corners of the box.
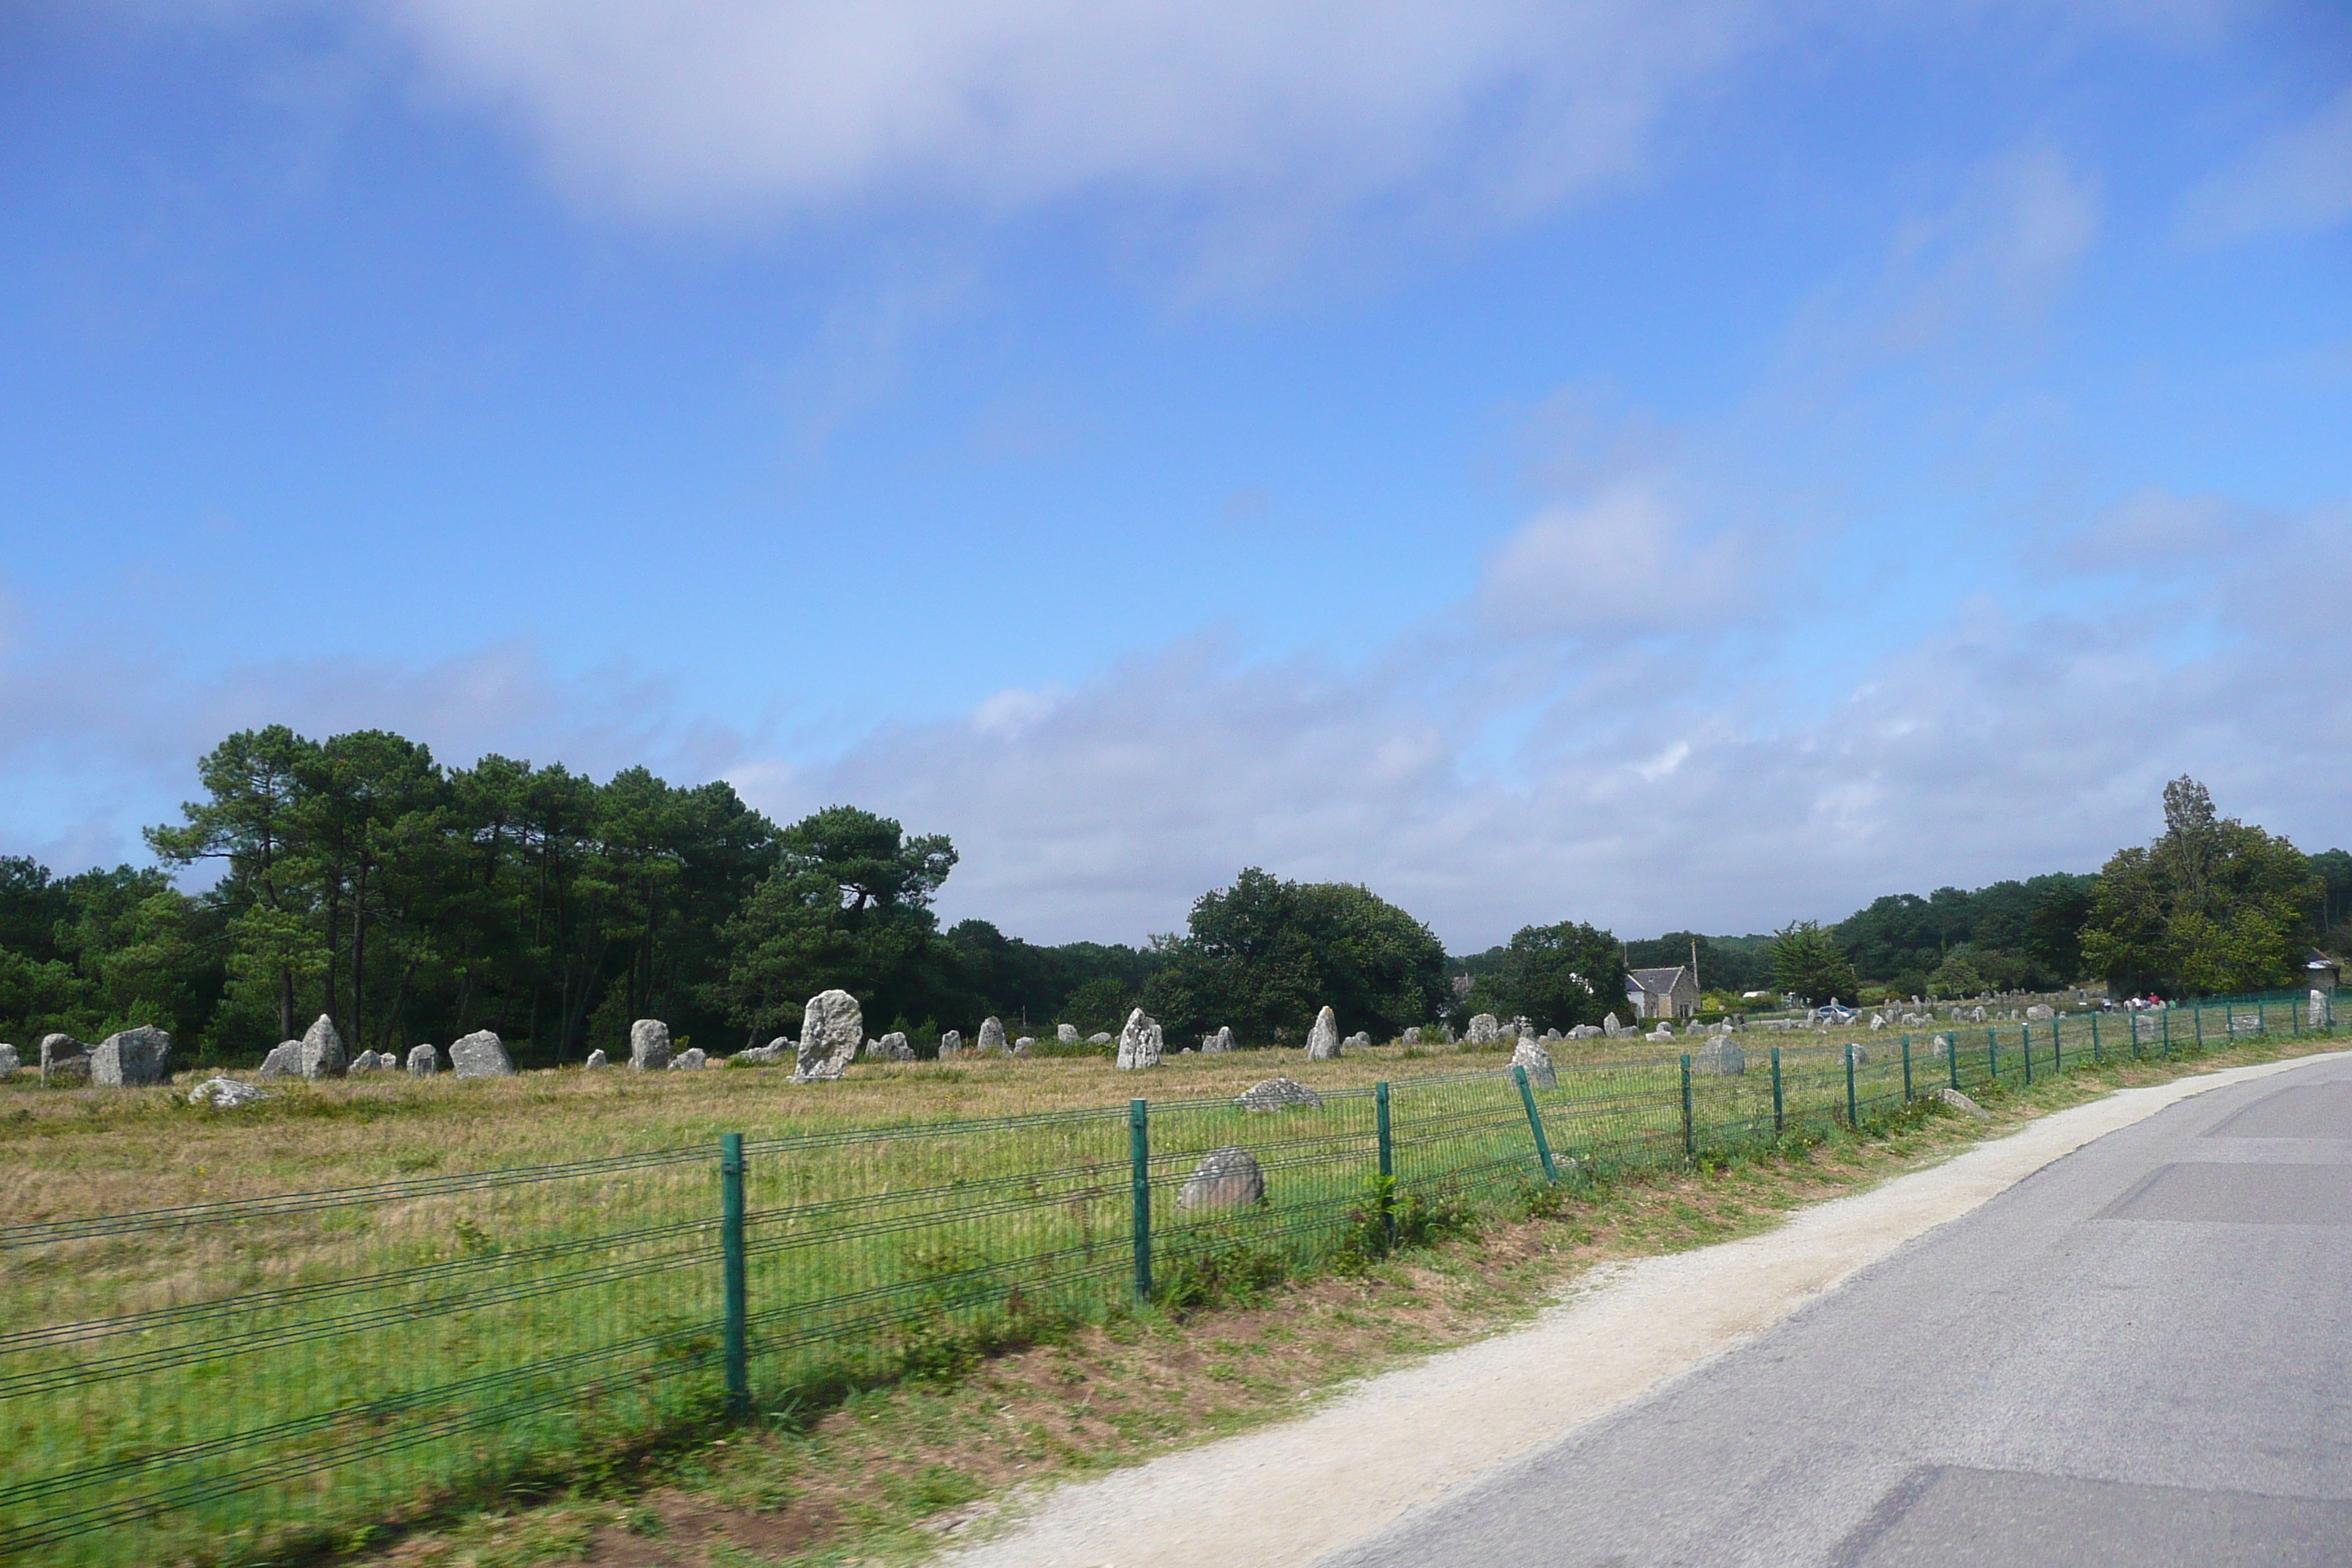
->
(940, 1052), (2347, 1568)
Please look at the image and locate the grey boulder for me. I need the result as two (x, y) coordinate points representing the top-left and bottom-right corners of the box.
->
(1509, 1039), (1557, 1090)
(1117, 1008), (1163, 1071)
(1201, 1026), (1235, 1054)
(187, 1076), (270, 1109)
(1937, 1086), (1990, 1119)
(0, 1043), (17, 1077)
(40, 1033), (91, 1085)
(936, 1030), (962, 1060)
(1692, 1039), (1746, 1077)
(794, 990), (863, 1082)
(1305, 1006), (1343, 1060)
(1057, 1023), (1080, 1043)
(977, 1016), (1008, 1055)
(91, 1025), (171, 1087)
(448, 1030), (515, 1078)
(668, 1047), (707, 1071)
(298, 1014), (346, 1080)
(629, 1019), (672, 1071)
(257, 1041), (304, 1079)
(733, 1039), (791, 1066)
(1238, 1077), (1323, 1112)
(583, 1049), (609, 1069)
(407, 1044), (440, 1076)
(1088, 1032), (1114, 1045)
(1467, 1014), (1501, 1046)
(1177, 1147), (1266, 1211)
(1402, 1027), (1421, 1045)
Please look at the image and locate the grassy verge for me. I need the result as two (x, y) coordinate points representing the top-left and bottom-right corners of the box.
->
(350, 1033), (2340, 1568)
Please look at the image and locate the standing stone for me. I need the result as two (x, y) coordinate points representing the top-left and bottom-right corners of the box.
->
(583, 1049), (608, 1069)
(1305, 1006), (1342, 1060)
(875, 1031), (915, 1062)
(937, 1030), (962, 1059)
(1569, 1024), (1602, 1039)
(628, 1019), (672, 1071)
(1089, 1032), (1114, 1045)
(1057, 1023), (1080, 1043)
(448, 1030), (516, 1078)
(1403, 1027), (1422, 1045)
(1844, 1042), (1869, 1068)
(348, 1051), (382, 1074)
(1013, 1036), (1036, 1054)
(91, 1025), (171, 1087)
(1467, 1014), (1501, 1046)
(1117, 1007), (1163, 1071)
(734, 1038), (791, 1065)
(1201, 1026), (1235, 1054)
(2025, 1004), (2054, 1022)
(668, 1047), (708, 1071)
(1602, 1012), (1623, 1039)
(1177, 1147), (1267, 1210)
(1692, 1039), (1746, 1077)
(37, 1033), (88, 1085)
(298, 1014), (346, 1081)
(1509, 1039), (1558, 1090)
(1543, 1028), (1562, 1041)
(794, 990), (864, 1082)
(977, 1017), (1008, 1055)
(257, 1041), (302, 1078)
(2313, 990), (2332, 1030)
(0, 1043), (17, 1077)
(1344, 1031), (1372, 1052)
(188, 1076), (270, 1108)
(407, 1043), (440, 1076)
(1237, 1077), (1324, 1112)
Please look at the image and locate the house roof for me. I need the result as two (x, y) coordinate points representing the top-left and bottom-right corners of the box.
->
(1627, 965), (1692, 995)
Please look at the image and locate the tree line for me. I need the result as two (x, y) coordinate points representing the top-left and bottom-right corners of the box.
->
(1, 732), (2344, 1063)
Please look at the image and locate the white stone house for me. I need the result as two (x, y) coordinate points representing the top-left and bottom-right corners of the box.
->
(1626, 965), (1701, 1021)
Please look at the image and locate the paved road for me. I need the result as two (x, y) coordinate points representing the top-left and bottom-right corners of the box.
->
(1320, 1055), (2352, 1568)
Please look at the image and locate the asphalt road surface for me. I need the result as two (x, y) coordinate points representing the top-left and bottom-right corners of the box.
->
(1319, 1054), (2352, 1568)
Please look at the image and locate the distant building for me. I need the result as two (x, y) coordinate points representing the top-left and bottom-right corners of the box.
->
(1626, 965), (1701, 1020)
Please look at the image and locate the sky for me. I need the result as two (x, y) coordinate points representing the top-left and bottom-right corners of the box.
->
(1, 0), (2346, 950)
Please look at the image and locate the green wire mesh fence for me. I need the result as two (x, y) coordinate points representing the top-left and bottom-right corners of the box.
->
(2, 990), (2340, 1564)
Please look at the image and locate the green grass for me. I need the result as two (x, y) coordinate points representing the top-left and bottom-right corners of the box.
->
(0, 1004), (2338, 1567)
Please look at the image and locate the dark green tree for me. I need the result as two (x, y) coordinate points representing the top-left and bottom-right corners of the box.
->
(1771, 919), (1859, 1005)
(1480, 920), (1626, 1033)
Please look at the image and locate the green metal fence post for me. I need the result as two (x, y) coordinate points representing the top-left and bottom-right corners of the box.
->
(1902, 1035), (1913, 1101)
(1771, 1046), (1784, 1134)
(2195, 1003), (2204, 1051)
(1679, 1055), (1695, 1160)
(1512, 1065), (1558, 1183)
(2163, 1006), (2172, 1057)
(1988, 1028), (1998, 1085)
(2023, 1023), (2033, 1085)
(2053, 1017), (2063, 1073)
(2092, 1011), (2101, 1063)
(720, 1132), (750, 1418)
(1375, 1080), (1397, 1245)
(1948, 1032), (1960, 1090)
(1129, 1098), (1152, 1305)
(1844, 1043), (1858, 1128)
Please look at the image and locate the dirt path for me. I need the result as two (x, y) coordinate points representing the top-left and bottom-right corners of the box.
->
(941, 1051), (2346, 1568)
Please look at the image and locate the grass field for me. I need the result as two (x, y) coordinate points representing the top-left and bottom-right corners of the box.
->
(0, 999), (2329, 1566)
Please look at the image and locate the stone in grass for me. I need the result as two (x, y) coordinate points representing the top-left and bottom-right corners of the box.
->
(1343, 1031), (1372, 1052)
(1012, 1037), (1036, 1056)
(187, 1077), (271, 1109)
(257, 1041), (304, 1079)
(1937, 1086), (1990, 1120)
(936, 1030), (962, 1060)
(41, 1033), (91, 1085)
(407, 1044), (440, 1076)
(794, 990), (864, 1082)
(1467, 1014), (1501, 1046)
(1691, 1039), (1746, 1077)
(629, 1019), (672, 1071)
(1058, 1023), (1080, 1043)
(1509, 1039), (1558, 1090)
(668, 1047), (707, 1071)
(881, 1033), (916, 1062)
(91, 1025), (172, 1087)
(1402, 1027), (1422, 1045)
(583, 1049), (609, 1070)
(1602, 1012), (1623, 1039)
(448, 1030), (516, 1078)
(347, 1051), (383, 1074)
(2026, 1004), (2054, 1022)
(1237, 1077), (1323, 1112)
(297, 1014), (346, 1080)
(1177, 1147), (1266, 1211)
(977, 1017), (1008, 1055)
(0, 1042), (17, 1077)
(1201, 1026), (1235, 1054)
(1843, 1042), (1869, 1068)
(1305, 1006), (1343, 1060)
(1089, 1033), (1114, 1046)
(1117, 1008), (1164, 1071)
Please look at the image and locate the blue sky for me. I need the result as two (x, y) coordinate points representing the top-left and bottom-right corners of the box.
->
(2, 1), (2346, 947)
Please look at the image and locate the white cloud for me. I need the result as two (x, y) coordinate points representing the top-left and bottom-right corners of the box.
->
(1477, 479), (1749, 631)
(2179, 84), (2352, 245)
(1874, 147), (2100, 353)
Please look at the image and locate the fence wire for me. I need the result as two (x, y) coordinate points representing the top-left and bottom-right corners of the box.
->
(0, 988), (2338, 1564)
